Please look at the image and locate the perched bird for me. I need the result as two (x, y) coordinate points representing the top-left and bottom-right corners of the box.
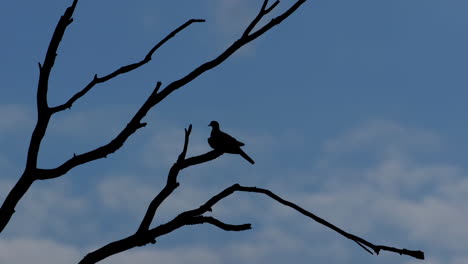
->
(208, 121), (255, 164)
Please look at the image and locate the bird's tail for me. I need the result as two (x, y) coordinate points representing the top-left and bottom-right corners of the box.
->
(238, 149), (255, 164)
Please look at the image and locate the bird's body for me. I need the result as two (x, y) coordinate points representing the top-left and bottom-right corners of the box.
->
(208, 121), (255, 164)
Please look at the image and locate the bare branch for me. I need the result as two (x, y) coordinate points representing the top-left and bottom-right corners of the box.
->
(242, 0), (281, 38)
(188, 216), (252, 231)
(242, 0), (270, 37)
(51, 19), (204, 113)
(0, 0), (79, 234)
(34, 83), (162, 180)
(34, 116), (220, 180)
(355, 240), (374, 255)
(37, 0), (78, 112)
(377, 245), (425, 260)
(178, 124), (192, 163)
(265, 0), (280, 14)
(36, 0), (305, 181)
(152, 0), (307, 112)
(137, 124), (227, 233)
(182, 150), (223, 169)
(81, 181), (424, 263)
(80, 210), (250, 263)
(249, 0), (305, 41)
(182, 184), (240, 217)
(0, 173), (34, 233)
(79, 123), (230, 263)
(137, 125), (192, 232)
(182, 184), (425, 260)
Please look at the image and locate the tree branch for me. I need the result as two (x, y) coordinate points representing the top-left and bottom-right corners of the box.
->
(34, 82), (159, 180)
(0, 0), (79, 234)
(182, 150), (223, 169)
(242, 0), (280, 38)
(80, 208), (250, 263)
(137, 125), (192, 232)
(81, 181), (424, 264)
(50, 19), (204, 113)
(137, 124), (226, 232)
(187, 216), (252, 231)
(37, 0), (78, 113)
(183, 184), (425, 260)
(248, 0), (305, 41)
(147, 0), (307, 113)
(35, 0), (304, 181)
(79, 213), (227, 264)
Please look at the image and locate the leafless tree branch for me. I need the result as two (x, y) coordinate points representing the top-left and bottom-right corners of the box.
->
(2, 1), (425, 264)
(35, 82), (163, 180)
(136, 124), (225, 233)
(0, 0), (205, 233)
(78, 124), (227, 263)
(35, 0), (305, 180)
(50, 19), (204, 113)
(80, 180), (424, 264)
(243, 0), (280, 38)
(187, 216), (252, 231)
(183, 184), (425, 260)
(137, 124), (192, 232)
(78, 124), (423, 263)
(0, 0), (79, 233)
(182, 150), (223, 169)
(153, 0), (306, 106)
(37, 0), (78, 113)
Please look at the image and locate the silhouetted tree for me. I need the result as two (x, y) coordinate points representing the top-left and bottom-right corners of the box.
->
(0, 0), (424, 263)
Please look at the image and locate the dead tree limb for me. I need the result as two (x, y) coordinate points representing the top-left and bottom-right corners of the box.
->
(0, 1), (202, 233)
(78, 125), (227, 263)
(189, 184), (425, 260)
(0, 0), (79, 233)
(1, 1), (425, 263)
(1, 0), (305, 233)
(136, 125), (223, 233)
(50, 19), (205, 114)
(79, 124), (424, 264)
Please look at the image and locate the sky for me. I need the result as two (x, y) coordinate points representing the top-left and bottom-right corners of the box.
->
(0, 0), (468, 263)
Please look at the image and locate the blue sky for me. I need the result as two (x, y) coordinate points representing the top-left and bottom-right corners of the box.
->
(1, 0), (467, 263)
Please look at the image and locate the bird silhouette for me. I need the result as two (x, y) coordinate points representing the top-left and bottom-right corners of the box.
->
(208, 121), (255, 164)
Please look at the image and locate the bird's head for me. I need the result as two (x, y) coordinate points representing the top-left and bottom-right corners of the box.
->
(208, 120), (220, 129)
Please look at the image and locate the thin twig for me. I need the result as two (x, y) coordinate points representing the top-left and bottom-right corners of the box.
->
(36, 0), (306, 181)
(51, 19), (204, 113)
(137, 125), (192, 232)
(188, 216), (252, 231)
(184, 184), (425, 260)
(0, 0), (79, 234)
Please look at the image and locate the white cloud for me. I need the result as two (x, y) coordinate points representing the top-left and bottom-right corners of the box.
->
(102, 246), (221, 264)
(97, 175), (157, 215)
(4, 179), (92, 240)
(2, 119), (467, 264)
(285, 119), (468, 263)
(379, 195), (468, 252)
(213, 0), (256, 37)
(48, 105), (133, 141)
(322, 119), (442, 158)
(109, 119), (467, 263)
(0, 238), (82, 264)
(0, 104), (34, 134)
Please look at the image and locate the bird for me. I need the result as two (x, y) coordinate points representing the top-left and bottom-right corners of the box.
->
(208, 121), (255, 164)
